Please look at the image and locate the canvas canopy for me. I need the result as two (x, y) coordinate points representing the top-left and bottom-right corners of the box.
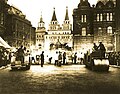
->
(0, 37), (11, 48)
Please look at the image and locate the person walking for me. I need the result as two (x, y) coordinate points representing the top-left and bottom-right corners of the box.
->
(58, 51), (62, 66)
(54, 51), (58, 66)
(40, 51), (44, 67)
(63, 52), (66, 65)
(74, 52), (77, 64)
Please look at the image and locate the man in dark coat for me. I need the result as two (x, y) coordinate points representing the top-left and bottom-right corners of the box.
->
(40, 51), (44, 67)
(17, 45), (24, 65)
(98, 42), (106, 58)
(74, 52), (77, 64)
(63, 52), (66, 65)
(93, 43), (98, 51)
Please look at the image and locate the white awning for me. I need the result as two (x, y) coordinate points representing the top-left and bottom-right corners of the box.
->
(0, 37), (11, 48)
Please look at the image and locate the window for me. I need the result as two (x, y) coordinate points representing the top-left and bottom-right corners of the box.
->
(81, 15), (83, 22)
(100, 14), (103, 21)
(97, 14), (100, 21)
(0, 13), (4, 25)
(107, 13), (113, 21)
(97, 14), (103, 21)
(98, 27), (102, 35)
(81, 15), (87, 22)
(84, 15), (86, 22)
(110, 13), (113, 21)
(107, 13), (109, 21)
(82, 28), (86, 36)
(107, 26), (112, 34)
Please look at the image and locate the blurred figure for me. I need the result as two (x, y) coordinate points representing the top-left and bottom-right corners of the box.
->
(17, 45), (24, 65)
(98, 42), (106, 58)
(93, 43), (98, 51)
(63, 52), (66, 65)
(40, 51), (44, 67)
(49, 57), (52, 64)
(118, 52), (120, 66)
(74, 52), (77, 64)
(71, 53), (74, 63)
(58, 51), (62, 66)
(24, 48), (30, 63)
(54, 51), (58, 66)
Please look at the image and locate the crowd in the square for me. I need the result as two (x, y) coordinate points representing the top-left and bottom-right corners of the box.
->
(0, 43), (120, 68)
(107, 52), (120, 66)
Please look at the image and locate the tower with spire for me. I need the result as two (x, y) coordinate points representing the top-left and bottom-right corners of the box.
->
(37, 12), (45, 30)
(48, 8), (60, 31)
(35, 13), (46, 49)
(44, 7), (73, 51)
(62, 6), (72, 30)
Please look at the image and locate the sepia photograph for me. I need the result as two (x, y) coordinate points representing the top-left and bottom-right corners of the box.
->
(0, 0), (120, 94)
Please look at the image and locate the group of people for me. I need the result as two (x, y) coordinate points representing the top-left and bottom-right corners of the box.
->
(13, 42), (106, 67)
(93, 42), (106, 58)
(12, 45), (44, 67)
(0, 46), (11, 67)
(33, 51), (65, 67)
(54, 51), (63, 66)
(16, 45), (30, 65)
(107, 52), (120, 66)
(54, 51), (79, 66)
(39, 51), (80, 67)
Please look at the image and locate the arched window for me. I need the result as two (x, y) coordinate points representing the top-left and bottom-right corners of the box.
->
(82, 28), (86, 36)
(107, 26), (112, 34)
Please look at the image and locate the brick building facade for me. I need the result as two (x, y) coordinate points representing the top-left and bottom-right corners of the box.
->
(73, 0), (120, 53)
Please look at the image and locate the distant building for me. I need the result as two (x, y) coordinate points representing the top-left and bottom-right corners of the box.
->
(73, 0), (120, 52)
(0, 0), (9, 38)
(36, 13), (46, 50)
(44, 7), (73, 51)
(5, 5), (35, 48)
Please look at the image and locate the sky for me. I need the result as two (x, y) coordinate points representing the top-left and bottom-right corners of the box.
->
(7, 0), (97, 28)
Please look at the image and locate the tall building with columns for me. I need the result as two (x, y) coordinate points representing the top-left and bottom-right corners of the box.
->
(44, 7), (73, 51)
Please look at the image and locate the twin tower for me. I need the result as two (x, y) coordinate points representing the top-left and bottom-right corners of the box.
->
(37, 7), (72, 32)
(36, 7), (73, 50)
